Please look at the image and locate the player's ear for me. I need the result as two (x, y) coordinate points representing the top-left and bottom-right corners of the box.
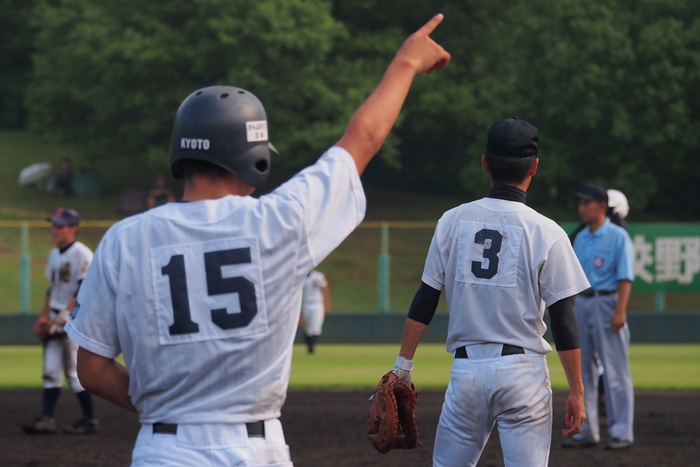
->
(528, 158), (539, 177)
(481, 154), (490, 174)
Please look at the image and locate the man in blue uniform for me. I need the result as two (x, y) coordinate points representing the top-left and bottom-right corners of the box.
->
(564, 183), (634, 450)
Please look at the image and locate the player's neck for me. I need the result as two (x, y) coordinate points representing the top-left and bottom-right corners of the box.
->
(490, 178), (531, 193)
(587, 215), (607, 233)
(181, 175), (255, 201)
(57, 240), (76, 253)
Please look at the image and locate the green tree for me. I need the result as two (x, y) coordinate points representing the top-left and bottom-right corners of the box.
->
(625, 0), (700, 219)
(337, 1), (543, 200)
(346, 0), (700, 219)
(0, 0), (36, 128)
(26, 0), (350, 173)
(23, 0), (700, 218)
(508, 0), (700, 218)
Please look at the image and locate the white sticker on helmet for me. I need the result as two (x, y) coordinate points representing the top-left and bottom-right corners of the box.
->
(246, 120), (268, 142)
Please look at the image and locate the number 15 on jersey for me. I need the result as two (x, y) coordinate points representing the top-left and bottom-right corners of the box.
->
(150, 237), (267, 345)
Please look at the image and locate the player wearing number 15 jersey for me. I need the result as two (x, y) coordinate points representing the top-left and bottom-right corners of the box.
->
(391, 117), (590, 466)
(65, 14), (450, 467)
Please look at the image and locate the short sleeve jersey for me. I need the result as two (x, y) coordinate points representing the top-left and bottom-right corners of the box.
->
(65, 147), (365, 424)
(302, 271), (328, 307)
(422, 197), (590, 354)
(45, 241), (93, 311)
(573, 218), (634, 290)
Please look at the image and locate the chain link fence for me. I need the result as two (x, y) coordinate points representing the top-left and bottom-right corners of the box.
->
(1, 221), (699, 314)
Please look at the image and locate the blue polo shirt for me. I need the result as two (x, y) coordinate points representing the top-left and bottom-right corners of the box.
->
(573, 218), (634, 291)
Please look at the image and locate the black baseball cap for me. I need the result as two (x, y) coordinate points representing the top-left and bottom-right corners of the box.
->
(574, 183), (608, 203)
(485, 117), (539, 158)
(48, 207), (80, 227)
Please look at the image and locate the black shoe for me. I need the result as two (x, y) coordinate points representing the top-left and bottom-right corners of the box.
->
(605, 438), (632, 450)
(23, 415), (57, 434)
(63, 417), (99, 434)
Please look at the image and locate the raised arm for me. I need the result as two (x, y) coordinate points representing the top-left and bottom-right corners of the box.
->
(335, 14), (450, 174)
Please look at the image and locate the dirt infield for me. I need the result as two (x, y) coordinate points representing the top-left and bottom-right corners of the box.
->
(2, 388), (698, 466)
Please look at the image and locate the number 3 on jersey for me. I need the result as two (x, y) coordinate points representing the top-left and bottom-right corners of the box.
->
(457, 221), (523, 288)
(471, 229), (502, 279)
(151, 238), (266, 345)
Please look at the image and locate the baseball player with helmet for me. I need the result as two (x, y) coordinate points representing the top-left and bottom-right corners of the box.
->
(64, 14), (449, 466)
(299, 270), (331, 354)
(389, 117), (591, 466)
(23, 208), (99, 435)
(563, 183), (635, 450)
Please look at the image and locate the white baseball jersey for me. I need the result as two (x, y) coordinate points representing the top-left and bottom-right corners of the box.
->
(301, 271), (328, 336)
(45, 241), (93, 310)
(66, 147), (365, 424)
(422, 197), (589, 354)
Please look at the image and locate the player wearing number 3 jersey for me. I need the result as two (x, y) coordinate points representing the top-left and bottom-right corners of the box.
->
(65, 14), (450, 467)
(392, 117), (590, 466)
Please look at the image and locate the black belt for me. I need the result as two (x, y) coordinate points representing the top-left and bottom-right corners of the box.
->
(580, 289), (616, 297)
(152, 421), (265, 438)
(455, 344), (525, 359)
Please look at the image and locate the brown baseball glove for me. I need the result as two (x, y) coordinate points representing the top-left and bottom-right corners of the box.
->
(39, 321), (66, 341)
(367, 371), (420, 453)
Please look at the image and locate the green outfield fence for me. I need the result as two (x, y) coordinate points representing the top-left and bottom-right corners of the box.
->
(1, 220), (700, 315)
(2, 312), (699, 345)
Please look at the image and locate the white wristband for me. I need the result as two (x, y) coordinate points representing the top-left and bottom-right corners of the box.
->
(58, 309), (71, 321)
(394, 355), (414, 372)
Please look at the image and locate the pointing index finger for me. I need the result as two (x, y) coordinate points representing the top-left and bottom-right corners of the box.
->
(416, 13), (444, 36)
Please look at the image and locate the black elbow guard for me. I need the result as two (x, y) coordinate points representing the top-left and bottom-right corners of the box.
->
(548, 296), (580, 351)
(407, 282), (441, 325)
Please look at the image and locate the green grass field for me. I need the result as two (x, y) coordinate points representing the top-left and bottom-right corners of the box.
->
(2, 344), (698, 390)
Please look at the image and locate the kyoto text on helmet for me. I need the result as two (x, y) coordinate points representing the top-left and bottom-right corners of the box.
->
(180, 138), (211, 150)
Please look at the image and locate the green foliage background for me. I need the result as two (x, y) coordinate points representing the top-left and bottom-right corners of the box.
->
(2, 0), (700, 218)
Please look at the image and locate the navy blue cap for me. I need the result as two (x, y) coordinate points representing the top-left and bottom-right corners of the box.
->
(48, 207), (80, 226)
(574, 183), (608, 203)
(486, 117), (539, 158)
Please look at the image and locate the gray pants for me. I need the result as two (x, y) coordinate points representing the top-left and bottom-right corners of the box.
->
(574, 294), (634, 442)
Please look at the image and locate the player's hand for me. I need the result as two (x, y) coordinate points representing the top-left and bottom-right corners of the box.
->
(32, 318), (48, 337)
(393, 355), (414, 385)
(53, 316), (67, 327)
(611, 310), (626, 333)
(395, 14), (451, 76)
(394, 369), (412, 385)
(562, 391), (586, 437)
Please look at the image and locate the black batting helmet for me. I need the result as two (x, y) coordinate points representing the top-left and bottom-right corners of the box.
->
(169, 86), (276, 188)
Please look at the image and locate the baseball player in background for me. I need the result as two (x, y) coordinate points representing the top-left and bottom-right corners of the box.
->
(23, 208), (99, 435)
(300, 270), (331, 354)
(563, 183), (634, 450)
(391, 117), (590, 466)
(65, 14), (449, 466)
